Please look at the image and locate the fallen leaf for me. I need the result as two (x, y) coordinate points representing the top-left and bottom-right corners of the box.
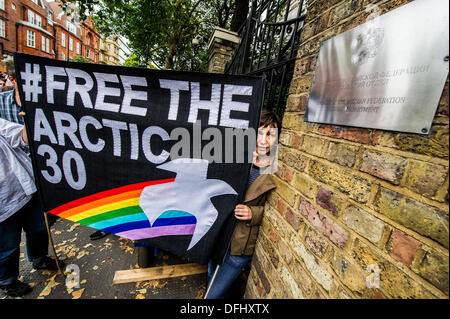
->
(28, 282), (40, 288)
(72, 288), (85, 299)
(135, 294), (145, 299)
(40, 270), (54, 276)
(137, 288), (147, 294)
(194, 288), (206, 299)
(93, 266), (98, 270)
(67, 223), (80, 232)
(77, 250), (89, 260)
(80, 279), (87, 285)
(156, 280), (167, 289)
(39, 278), (60, 297)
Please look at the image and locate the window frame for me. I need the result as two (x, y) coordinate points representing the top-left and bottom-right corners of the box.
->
(0, 19), (5, 38)
(27, 30), (36, 48)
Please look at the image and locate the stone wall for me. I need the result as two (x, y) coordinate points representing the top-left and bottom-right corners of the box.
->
(245, 0), (449, 299)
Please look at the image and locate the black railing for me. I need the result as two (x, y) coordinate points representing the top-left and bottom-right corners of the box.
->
(225, 0), (306, 117)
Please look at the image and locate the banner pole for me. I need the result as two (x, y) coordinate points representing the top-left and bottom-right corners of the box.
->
(204, 264), (220, 299)
(43, 212), (65, 277)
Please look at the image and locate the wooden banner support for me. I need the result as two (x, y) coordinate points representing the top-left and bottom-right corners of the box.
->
(112, 263), (207, 285)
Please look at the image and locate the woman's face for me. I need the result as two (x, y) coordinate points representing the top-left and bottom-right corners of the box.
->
(256, 125), (278, 156)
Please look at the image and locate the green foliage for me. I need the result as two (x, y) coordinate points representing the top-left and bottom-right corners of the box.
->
(123, 53), (157, 69)
(69, 55), (91, 63)
(60, 0), (246, 72)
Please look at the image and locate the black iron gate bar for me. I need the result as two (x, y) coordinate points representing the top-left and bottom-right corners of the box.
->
(225, 0), (306, 116)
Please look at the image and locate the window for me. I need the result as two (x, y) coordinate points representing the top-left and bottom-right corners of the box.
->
(28, 10), (42, 27)
(27, 30), (36, 48)
(41, 36), (50, 53)
(61, 33), (65, 47)
(28, 10), (35, 24)
(76, 42), (80, 54)
(47, 10), (53, 25)
(0, 20), (5, 38)
(67, 22), (76, 35)
(69, 37), (73, 51)
(0, 0), (4, 11)
(61, 53), (65, 60)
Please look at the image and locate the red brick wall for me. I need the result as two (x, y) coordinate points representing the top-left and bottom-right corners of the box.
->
(81, 19), (99, 63)
(1, 0), (21, 56)
(245, 0), (449, 299)
(1, 0), (55, 58)
(1, 0), (100, 63)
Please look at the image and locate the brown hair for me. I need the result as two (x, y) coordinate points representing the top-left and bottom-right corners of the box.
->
(259, 109), (282, 134)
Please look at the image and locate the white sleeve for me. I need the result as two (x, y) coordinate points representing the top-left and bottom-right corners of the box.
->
(0, 118), (27, 149)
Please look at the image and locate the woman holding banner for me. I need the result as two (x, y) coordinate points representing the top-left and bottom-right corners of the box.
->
(205, 110), (281, 299)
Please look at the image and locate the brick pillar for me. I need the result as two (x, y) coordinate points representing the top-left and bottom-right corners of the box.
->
(245, 0), (449, 299)
(207, 27), (240, 74)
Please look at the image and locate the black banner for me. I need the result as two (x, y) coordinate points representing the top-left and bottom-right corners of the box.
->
(14, 53), (264, 265)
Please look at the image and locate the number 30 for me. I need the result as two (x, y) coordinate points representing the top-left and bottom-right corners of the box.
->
(37, 144), (86, 190)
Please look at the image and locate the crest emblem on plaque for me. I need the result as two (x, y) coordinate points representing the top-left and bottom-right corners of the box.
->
(350, 28), (384, 65)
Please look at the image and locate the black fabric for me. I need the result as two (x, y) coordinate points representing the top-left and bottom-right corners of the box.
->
(14, 53), (264, 265)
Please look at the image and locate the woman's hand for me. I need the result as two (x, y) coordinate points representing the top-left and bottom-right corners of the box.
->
(234, 204), (252, 221)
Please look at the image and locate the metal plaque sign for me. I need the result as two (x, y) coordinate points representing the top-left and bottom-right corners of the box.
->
(304, 0), (449, 134)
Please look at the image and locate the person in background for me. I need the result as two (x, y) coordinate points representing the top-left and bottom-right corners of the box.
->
(205, 110), (281, 299)
(0, 114), (65, 298)
(0, 78), (60, 226)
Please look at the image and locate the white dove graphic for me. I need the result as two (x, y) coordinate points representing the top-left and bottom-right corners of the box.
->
(139, 158), (237, 250)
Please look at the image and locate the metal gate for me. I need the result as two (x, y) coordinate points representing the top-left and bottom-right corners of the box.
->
(225, 0), (307, 116)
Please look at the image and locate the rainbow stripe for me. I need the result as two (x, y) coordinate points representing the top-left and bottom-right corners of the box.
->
(49, 179), (197, 240)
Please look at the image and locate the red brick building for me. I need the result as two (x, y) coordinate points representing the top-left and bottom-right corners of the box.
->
(46, 0), (81, 61)
(1, 0), (100, 64)
(1, 0), (55, 59)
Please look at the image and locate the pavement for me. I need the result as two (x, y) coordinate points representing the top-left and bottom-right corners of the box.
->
(1, 217), (207, 299)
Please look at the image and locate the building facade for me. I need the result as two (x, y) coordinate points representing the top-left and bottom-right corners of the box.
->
(1, 0), (100, 64)
(1, 0), (55, 59)
(99, 35), (120, 65)
(46, 0), (82, 61)
(81, 18), (99, 63)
